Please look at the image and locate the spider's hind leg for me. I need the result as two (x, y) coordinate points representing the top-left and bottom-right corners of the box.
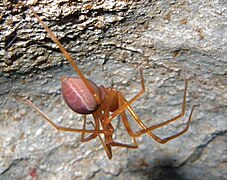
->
(124, 80), (199, 143)
(102, 94), (139, 150)
(80, 115), (97, 142)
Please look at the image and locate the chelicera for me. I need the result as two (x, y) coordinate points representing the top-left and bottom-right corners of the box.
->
(22, 6), (199, 159)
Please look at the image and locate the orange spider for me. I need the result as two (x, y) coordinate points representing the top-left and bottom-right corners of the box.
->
(21, 6), (198, 159)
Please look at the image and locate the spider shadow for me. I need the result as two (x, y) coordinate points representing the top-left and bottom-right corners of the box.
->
(127, 156), (187, 180)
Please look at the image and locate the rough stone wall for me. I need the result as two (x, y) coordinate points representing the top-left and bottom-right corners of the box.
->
(0, 0), (226, 179)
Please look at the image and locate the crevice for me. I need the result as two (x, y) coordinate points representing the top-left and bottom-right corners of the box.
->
(179, 130), (227, 167)
(0, 157), (29, 174)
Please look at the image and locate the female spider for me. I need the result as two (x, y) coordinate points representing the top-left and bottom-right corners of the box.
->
(23, 6), (198, 159)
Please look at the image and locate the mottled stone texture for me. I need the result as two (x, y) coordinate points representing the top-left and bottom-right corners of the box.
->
(0, 0), (226, 179)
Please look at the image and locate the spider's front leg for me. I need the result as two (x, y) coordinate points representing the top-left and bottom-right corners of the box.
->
(17, 97), (106, 134)
(133, 104), (199, 143)
(119, 80), (199, 143)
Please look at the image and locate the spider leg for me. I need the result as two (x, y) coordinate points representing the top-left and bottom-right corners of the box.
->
(104, 76), (198, 143)
(18, 98), (106, 134)
(102, 132), (138, 159)
(80, 115), (89, 141)
(105, 110), (138, 149)
(97, 136), (138, 159)
(105, 68), (145, 124)
(102, 89), (139, 149)
(133, 104), (199, 143)
(110, 141), (138, 148)
(109, 94), (139, 148)
(92, 90), (139, 159)
(118, 95), (163, 141)
(80, 115), (98, 142)
(120, 80), (199, 143)
(87, 120), (113, 159)
(108, 110), (139, 149)
(29, 6), (101, 104)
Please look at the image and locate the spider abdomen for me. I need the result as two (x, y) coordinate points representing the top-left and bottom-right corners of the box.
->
(61, 77), (102, 114)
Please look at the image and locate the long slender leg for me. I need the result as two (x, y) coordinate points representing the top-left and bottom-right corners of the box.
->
(134, 104), (199, 143)
(99, 133), (138, 159)
(100, 138), (138, 159)
(110, 94), (138, 148)
(93, 91), (138, 158)
(122, 92), (199, 143)
(110, 141), (138, 148)
(29, 6), (101, 104)
(80, 115), (88, 141)
(118, 95), (135, 137)
(105, 68), (145, 124)
(80, 113), (103, 142)
(107, 79), (199, 143)
(100, 90), (139, 148)
(106, 113), (138, 149)
(108, 110), (138, 149)
(119, 96), (162, 142)
(80, 115), (98, 142)
(18, 98), (106, 134)
(86, 119), (113, 159)
(99, 91), (138, 156)
(124, 80), (190, 134)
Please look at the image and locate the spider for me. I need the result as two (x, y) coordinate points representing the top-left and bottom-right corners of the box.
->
(21, 6), (199, 159)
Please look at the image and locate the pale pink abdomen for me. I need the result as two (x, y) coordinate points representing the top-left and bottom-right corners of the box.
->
(61, 77), (102, 114)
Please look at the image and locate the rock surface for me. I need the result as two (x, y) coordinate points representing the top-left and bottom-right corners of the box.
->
(0, 0), (226, 179)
